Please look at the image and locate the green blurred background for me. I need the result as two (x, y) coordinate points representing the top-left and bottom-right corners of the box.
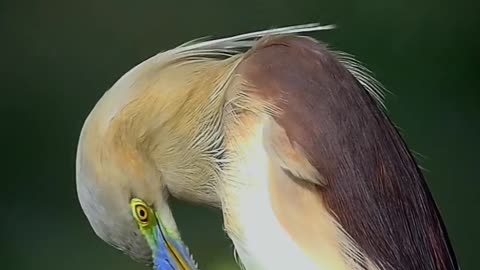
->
(1, 0), (478, 269)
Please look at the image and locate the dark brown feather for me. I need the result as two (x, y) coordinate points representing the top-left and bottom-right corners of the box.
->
(237, 35), (458, 270)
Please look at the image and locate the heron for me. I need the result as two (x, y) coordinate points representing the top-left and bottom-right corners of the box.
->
(76, 23), (458, 270)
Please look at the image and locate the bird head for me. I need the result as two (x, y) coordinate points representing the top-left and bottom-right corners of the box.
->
(76, 132), (199, 269)
(74, 63), (205, 268)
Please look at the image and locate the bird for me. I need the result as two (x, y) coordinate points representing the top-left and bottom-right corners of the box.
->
(76, 23), (459, 270)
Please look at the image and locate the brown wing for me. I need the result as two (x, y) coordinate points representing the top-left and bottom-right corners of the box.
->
(235, 35), (458, 270)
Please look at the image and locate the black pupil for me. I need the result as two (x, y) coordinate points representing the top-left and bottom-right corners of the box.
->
(138, 208), (146, 219)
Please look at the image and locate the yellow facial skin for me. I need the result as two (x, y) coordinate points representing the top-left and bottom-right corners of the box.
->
(130, 198), (198, 270)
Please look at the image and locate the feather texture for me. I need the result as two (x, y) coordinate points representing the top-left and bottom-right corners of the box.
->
(226, 34), (458, 270)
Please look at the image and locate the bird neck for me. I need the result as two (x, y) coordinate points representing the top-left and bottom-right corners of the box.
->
(98, 56), (242, 206)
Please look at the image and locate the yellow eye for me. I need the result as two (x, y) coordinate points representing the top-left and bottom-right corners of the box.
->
(135, 204), (149, 223)
(130, 198), (152, 225)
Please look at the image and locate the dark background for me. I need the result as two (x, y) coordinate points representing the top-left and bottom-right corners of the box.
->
(1, 0), (478, 269)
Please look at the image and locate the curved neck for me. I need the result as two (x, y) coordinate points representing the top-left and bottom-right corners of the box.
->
(92, 57), (241, 206)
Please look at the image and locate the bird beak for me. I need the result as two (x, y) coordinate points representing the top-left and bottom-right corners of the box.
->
(153, 214), (198, 270)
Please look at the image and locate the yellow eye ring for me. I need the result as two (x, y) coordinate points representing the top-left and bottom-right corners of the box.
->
(131, 198), (152, 225)
(135, 204), (149, 223)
